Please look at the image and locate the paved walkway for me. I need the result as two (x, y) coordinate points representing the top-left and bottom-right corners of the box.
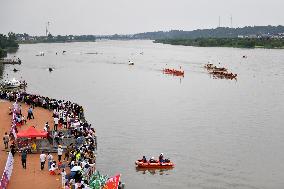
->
(0, 101), (62, 189)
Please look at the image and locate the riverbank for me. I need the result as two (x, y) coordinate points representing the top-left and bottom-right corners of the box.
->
(154, 38), (284, 49)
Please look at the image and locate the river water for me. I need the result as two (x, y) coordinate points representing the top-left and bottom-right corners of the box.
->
(2, 40), (284, 189)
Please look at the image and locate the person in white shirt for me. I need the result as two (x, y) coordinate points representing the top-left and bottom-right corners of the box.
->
(67, 115), (71, 128)
(58, 145), (63, 162)
(47, 152), (53, 170)
(45, 122), (50, 131)
(61, 168), (67, 188)
(54, 117), (59, 131)
(49, 161), (58, 173)
(22, 115), (26, 124)
(53, 109), (57, 117)
(40, 151), (47, 170)
(63, 116), (67, 128)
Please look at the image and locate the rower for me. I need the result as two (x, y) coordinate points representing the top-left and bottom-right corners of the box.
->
(149, 157), (157, 163)
(159, 153), (164, 163)
(141, 156), (147, 163)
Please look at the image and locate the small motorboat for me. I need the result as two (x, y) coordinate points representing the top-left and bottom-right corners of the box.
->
(135, 160), (174, 169)
(13, 68), (19, 72)
(36, 52), (44, 56)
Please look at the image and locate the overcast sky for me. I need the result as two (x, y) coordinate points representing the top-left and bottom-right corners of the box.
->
(0, 0), (283, 35)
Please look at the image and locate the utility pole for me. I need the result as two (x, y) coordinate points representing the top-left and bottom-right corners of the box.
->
(218, 16), (221, 28)
(45, 23), (48, 37)
(45, 21), (50, 36)
(230, 15), (233, 28)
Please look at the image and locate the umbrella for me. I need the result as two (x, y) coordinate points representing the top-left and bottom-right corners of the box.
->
(71, 166), (82, 172)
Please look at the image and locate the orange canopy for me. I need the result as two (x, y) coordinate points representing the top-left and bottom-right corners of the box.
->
(17, 126), (48, 138)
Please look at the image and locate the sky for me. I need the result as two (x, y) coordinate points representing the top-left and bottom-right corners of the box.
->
(0, 0), (283, 35)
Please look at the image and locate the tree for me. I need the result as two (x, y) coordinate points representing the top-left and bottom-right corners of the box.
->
(8, 32), (17, 41)
(0, 32), (19, 58)
(47, 33), (53, 41)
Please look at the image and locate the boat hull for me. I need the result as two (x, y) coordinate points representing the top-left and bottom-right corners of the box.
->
(135, 161), (174, 169)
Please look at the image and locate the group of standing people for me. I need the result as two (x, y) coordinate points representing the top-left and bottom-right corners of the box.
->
(0, 90), (98, 188)
(141, 153), (170, 163)
(0, 91), (84, 119)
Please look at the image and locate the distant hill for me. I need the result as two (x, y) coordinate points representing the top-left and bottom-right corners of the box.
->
(129, 25), (284, 40)
(16, 25), (284, 43)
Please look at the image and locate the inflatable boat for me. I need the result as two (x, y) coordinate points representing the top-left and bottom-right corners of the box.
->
(135, 160), (174, 169)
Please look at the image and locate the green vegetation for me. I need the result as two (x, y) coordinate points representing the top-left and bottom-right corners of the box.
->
(94, 26), (284, 40)
(45, 34), (96, 43)
(133, 25), (284, 40)
(154, 38), (284, 49)
(0, 32), (19, 58)
(17, 34), (96, 44)
(16, 25), (284, 43)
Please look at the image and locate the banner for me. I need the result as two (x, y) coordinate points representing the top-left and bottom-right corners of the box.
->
(0, 103), (17, 188)
(11, 104), (18, 139)
(103, 174), (121, 189)
(0, 152), (14, 188)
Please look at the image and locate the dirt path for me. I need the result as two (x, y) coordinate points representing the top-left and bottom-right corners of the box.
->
(0, 101), (62, 189)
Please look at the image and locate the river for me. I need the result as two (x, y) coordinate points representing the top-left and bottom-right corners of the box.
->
(2, 40), (284, 189)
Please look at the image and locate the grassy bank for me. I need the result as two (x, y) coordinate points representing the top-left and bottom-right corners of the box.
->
(154, 38), (284, 49)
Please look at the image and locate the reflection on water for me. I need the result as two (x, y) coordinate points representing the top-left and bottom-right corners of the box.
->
(0, 64), (3, 79)
(135, 167), (174, 176)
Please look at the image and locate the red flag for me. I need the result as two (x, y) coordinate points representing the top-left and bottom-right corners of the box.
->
(103, 174), (121, 189)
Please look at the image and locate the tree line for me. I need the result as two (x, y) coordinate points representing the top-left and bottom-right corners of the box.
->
(132, 25), (284, 40)
(18, 34), (96, 44)
(154, 38), (284, 49)
(0, 32), (19, 58)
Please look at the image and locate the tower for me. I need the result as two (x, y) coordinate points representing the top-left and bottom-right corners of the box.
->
(45, 22), (50, 36)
